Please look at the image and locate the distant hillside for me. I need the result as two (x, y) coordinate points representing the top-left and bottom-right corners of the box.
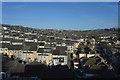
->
(1, 24), (119, 31)
(1, 24), (119, 37)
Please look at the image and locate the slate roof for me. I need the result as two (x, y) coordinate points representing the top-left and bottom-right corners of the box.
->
(8, 45), (23, 50)
(2, 38), (13, 41)
(23, 42), (38, 51)
(1, 43), (10, 48)
(29, 46), (37, 51)
(11, 39), (23, 42)
(44, 44), (56, 48)
(38, 42), (45, 46)
(52, 50), (67, 55)
(56, 46), (67, 51)
(37, 48), (52, 53)
(24, 42), (37, 46)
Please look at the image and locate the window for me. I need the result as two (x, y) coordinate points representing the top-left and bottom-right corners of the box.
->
(44, 49), (51, 52)
(5, 49), (7, 51)
(0, 48), (3, 51)
(39, 43), (45, 46)
(59, 58), (64, 62)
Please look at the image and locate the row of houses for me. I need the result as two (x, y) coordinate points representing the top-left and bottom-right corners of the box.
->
(0, 40), (69, 66)
(0, 25), (97, 67)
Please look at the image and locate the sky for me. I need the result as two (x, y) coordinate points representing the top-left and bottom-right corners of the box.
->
(1, 0), (120, 2)
(2, 2), (118, 30)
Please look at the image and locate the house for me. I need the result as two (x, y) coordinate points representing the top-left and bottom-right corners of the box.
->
(79, 52), (98, 58)
(11, 39), (23, 46)
(37, 41), (45, 48)
(38, 35), (47, 41)
(56, 42), (66, 46)
(7, 39), (24, 58)
(73, 58), (80, 69)
(52, 46), (68, 66)
(19, 42), (38, 63)
(71, 40), (80, 50)
(24, 38), (34, 42)
(44, 42), (56, 50)
(36, 48), (53, 66)
(3, 29), (10, 35)
(7, 45), (23, 58)
(2, 26), (7, 30)
(0, 38), (12, 55)
(66, 40), (80, 54)
(23, 41), (38, 51)
(21, 51), (37, 63)
(82, 55), (113, 74)
(56, 46), (67, 51)
(0, 48), (8, 55)
(76, 43), (97, 58)
(55, 38), (66, 46)
(67, 45), (74, 53)
(1, 38), (11, 44)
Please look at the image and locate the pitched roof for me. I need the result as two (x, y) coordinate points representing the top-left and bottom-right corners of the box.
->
(44, 44), (56, 48)
(29, 46), (37, 51)
(56, 46), (67, 51)
(1, 43), (10, 48)
(23, 42), (38, 51)
(8, 45), (23, 50)
(52, 50), (67, 55)
(11, 39), (23, 42)
(2, 38), (13, 41)
(37, 48), (52, 53)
